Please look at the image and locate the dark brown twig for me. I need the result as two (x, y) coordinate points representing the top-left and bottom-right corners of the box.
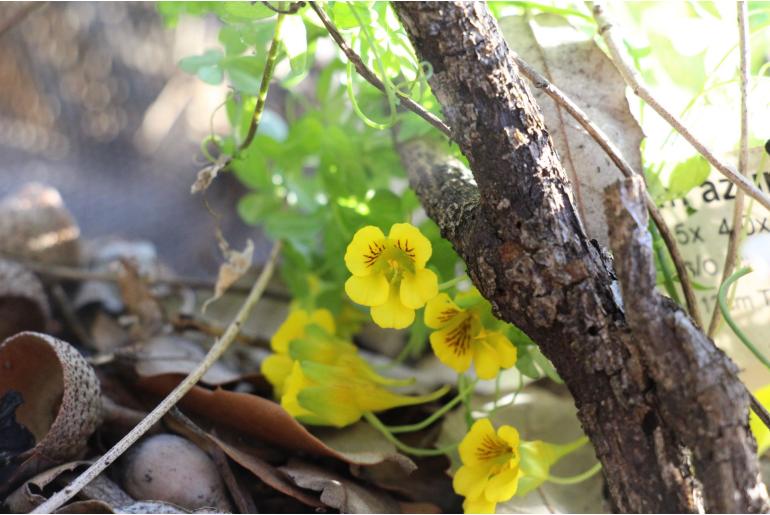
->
(511, 53), (702, 328)
(309, 1), (452, 139)
(264, 1), (305, 15)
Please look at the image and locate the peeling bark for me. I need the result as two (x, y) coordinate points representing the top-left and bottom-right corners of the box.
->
(392, 2), (768, 512)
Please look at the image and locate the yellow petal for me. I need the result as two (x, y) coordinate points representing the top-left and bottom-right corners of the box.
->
(271, 310), (311, 352)
(261, 354), (294, 395)
(751, 384), (770, 455)
(370, 287), (415, 329)
(430, 319), (473, 374)
(400, 268), (439, 309)
(310, 309), (336, 334)
(345, 273), (389, 306)
(345, 225), (387, 276)
(463, 496), (497, 514)
(453, 464), (489, 499)
(424, 293), (463, 329)
(388, 222), (432, 269)
(474, 340), (502, 380)
(487, 332), (517, 369)
(497, 425), (521, 463)
(281, 362), (316, 419)
(484, 466), (520, 502)
(459, 418), (498, 466)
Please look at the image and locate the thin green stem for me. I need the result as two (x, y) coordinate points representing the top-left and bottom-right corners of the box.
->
(546, 462), (602, 485)
(363, 412), (456, 457)
(651, 222), (682, 305)
(718, 266), (770, 370)
(349, 2), (398, 127)
(438, 274), (468, 291)
(459, 374), (474, 429)
(239, 12), (286, 152)
(387, 379), (478, 434)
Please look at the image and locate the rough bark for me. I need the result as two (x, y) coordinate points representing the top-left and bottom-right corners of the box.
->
(392, 2), (768, 512)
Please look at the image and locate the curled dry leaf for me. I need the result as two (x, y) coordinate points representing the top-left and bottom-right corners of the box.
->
(202, 231), (253, 312)
(117, 259), (165, 337)
(0, 183), (80, 265)
(0, 258), (50, 342)
(190, 157), (227, 195)
(0, 332), (101, 489)
(134, 334), (241, 386)
(137, 375), (414, 468)
(4, 461), (91, 512)
(119, 433), (232, 512)
(500, 14), (644, 246)
(280, 459), (401, 514)
(74, 238), (168, 314)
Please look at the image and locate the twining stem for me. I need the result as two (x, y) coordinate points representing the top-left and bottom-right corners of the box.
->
(438, 274), (469, 291)
(308, 1), (452, 137)
(459, 373), (474, 428)
(363, 411), (457, 457)
(546, 462), (602, 485)
(387, 379), (478, 433)
(652, 223), (682, 305)
(240, 13), (286, 152)
(32, 242), (282, 514)
(709, 1), (751, 337)
(718, 266), (770, 370)
(591, 1), (770, 214)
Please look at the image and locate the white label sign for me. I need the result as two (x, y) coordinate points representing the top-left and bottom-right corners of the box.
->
(661, 147), (770, 390)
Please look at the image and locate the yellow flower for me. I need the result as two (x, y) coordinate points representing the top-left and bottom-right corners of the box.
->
(750, 384), (770, 455)
(271, 308), (336, 353)
(344, 223), (438, 329)
(262, 308), (336, 395)
(454, 419), (522, 513)
(281, 360), (449, 427)
(425, 293), (517, 380)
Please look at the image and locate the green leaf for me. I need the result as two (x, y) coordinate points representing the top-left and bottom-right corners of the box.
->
(217, 2), (274, 22)
(219, 25), (248, 55)
(667, 155), (711, 199)
(224, 56), (264, 94)
(237, 192), (283, 225)
(197, 64), (224, 85)
(179, 50), (224, 84)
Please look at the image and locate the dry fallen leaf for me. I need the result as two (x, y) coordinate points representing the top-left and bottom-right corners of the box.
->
(137, 374), (414, 468)
(133, 334), (241, 386)
(500, 14), (644, 246)
(280, 458), (401, 514)
(202, 231), (253, 312)
(0, 259), (50, 344)
(0, 332), (101, 492)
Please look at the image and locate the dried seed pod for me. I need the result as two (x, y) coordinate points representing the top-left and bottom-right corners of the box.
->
(120, 434), (231, 512)
(0, 258), (51, 341)
(0, 332), (101, 463)
(0, 183), (80, 265)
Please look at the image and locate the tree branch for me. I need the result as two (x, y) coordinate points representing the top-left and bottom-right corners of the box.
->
(392, 2), (767, 511)
(511, 52), (702, 327)
(591, 2), (770, 214)
(605, 176), (767, 513)
(708, 1), (751, 336)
